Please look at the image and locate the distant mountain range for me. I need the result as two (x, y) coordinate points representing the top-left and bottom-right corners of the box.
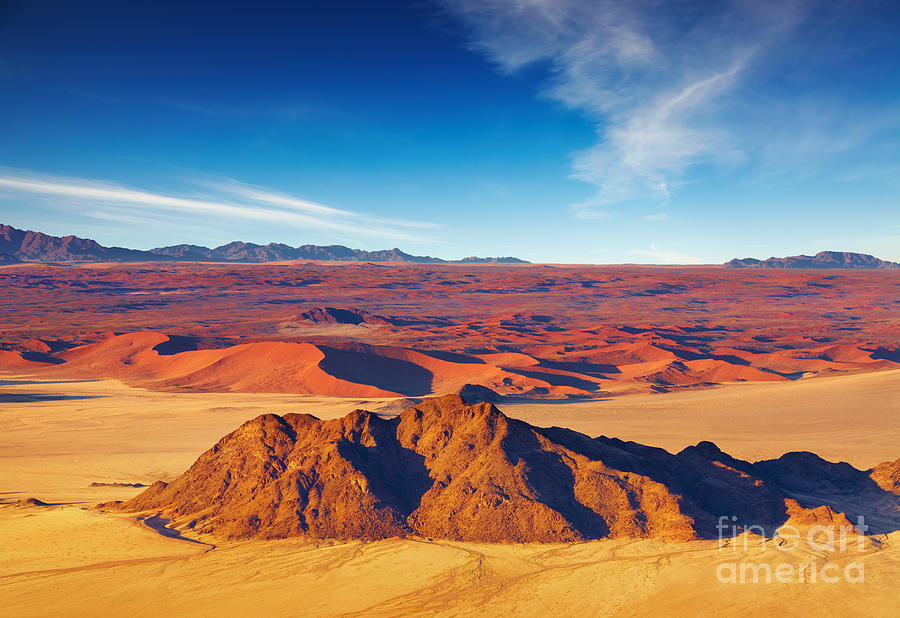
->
(0, 224), (527, 264)
(6, 224), (894, 269)
(726, 251), (899, 269)
(1, 224), (167, 263)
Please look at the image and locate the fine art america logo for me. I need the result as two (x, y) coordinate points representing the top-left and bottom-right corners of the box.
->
(715, 515), (868, 584)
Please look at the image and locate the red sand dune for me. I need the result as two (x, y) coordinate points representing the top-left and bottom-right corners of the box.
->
(1, 262), (898, 398)
(5, 327), (894, 398)
(30, 332), (584, 397)
(0, 349), (50, 370)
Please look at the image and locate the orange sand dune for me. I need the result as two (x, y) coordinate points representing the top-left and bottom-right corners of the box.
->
(0, 350), (49, 369)
(4, 328), (895, 399)
(26, 332), (565, 398)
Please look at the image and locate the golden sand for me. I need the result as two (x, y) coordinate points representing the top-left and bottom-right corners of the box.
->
(2, 373), (899, 616)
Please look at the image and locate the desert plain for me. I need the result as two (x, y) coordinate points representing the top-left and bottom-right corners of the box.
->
(2, 261), (900, 616)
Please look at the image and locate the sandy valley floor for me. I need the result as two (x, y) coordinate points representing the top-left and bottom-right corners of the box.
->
(2, 372), (900, 616)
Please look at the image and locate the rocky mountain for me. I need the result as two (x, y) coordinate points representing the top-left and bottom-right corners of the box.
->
(459, 255), (528, 264)
(143, 243), (212, 259)
(150, 242), (458, 263)
(0, 224), (166, 262)
(106, 395), (898, 542)
(726, 251), (899, 269)
(0, 223), (527, 263)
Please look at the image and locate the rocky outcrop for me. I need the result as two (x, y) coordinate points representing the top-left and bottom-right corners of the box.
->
(105, 396), (898, 543)
(16, 497), (49, 507)
(295, 307), (393, 325)
(783, 499), (856, 529)
(871, 458), (900, 495)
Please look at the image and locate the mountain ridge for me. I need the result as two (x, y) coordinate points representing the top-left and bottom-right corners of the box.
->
(1, 223), (167, 262)
(0, 224), (527, 264)
(726, 250), (899, 269)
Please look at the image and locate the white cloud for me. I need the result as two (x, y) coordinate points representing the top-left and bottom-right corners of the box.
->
(442, 0), (810, 214)
(642, 212), (667, 222)
(0, 169), (436, 242)
(629, 244), (703, 264)
(195, 179), (356, 217)
(199, 178), (438, 229)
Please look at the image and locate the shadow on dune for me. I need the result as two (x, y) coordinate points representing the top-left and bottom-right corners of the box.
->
(152, 335), (232, 355)
(870, 346), (900, 362)
(0, 393), (104, 403)
(503, 367), (602, 392)
(317, 345), (434, 396)
(706, 353), (751, 366)
(152, 335), (203, 355)
(2, 496), (88, 506)
(0, 492), (20, 506)
(416, 350), (485, 364)
(141, 514), (215, 548)
(19, 351), (65, 364)
(537, 359), (620, 376)
(0, 379), (99, 386)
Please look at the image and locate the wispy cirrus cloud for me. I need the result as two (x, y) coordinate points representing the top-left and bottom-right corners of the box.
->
(0, 168), (437, 242)
(197, 178), (438, 229)
(441, 0), (812, 215)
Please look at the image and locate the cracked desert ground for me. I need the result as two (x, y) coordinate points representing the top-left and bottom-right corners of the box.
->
(2, 370), (899, 617)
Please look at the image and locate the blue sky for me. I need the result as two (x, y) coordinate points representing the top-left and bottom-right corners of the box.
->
(0, 0), (898, 263)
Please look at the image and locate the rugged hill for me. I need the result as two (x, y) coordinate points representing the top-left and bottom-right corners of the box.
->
(106, 396), (899, 542)
(726, 251), (899, 269)
(0, 223), (526, 263)
(142, 243), (212, 259)
(148, 241), (524, 263)
(458, 255), (528, 264)
(150, 242), (516, 263)
(0, 224), (166, 262)
(295, 307), (394, 325)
